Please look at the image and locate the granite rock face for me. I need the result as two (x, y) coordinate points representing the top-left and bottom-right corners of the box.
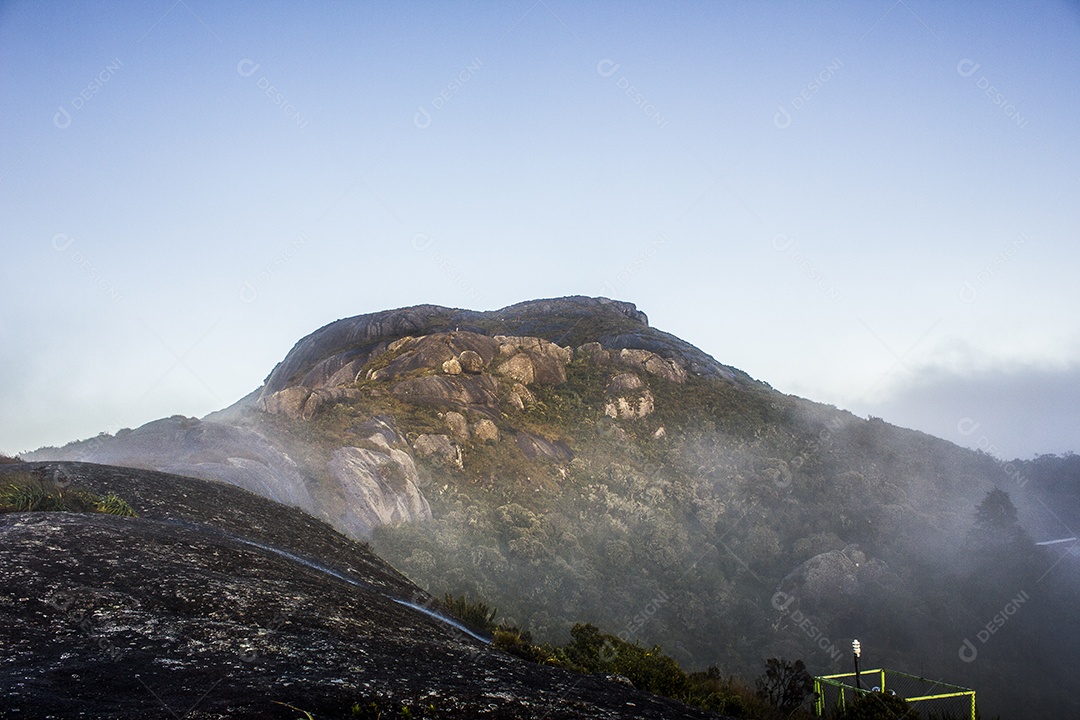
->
(257, 296), (741, 402)
(0, 462), (724, 720)
(326, 445), (432, 537)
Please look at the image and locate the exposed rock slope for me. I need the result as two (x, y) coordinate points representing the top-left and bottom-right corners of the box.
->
(0, 461), (725, 719)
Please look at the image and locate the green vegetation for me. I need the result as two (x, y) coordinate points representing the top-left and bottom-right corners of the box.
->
(0, 473), (136, 517)
(756, 658), (816, 715)
(432, 592), (816, 718)
(237, 336), (1064, 717)
(439, 594), (497, 634)
(508, 624), (820, 717)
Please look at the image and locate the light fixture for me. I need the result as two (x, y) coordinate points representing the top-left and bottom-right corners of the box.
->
(852, 639), (863, 691)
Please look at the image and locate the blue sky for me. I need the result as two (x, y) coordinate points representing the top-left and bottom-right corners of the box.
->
(2, 0), (1078, 459)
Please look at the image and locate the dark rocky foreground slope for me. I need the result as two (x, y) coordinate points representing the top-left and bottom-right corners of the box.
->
(0, 461), (725, 719)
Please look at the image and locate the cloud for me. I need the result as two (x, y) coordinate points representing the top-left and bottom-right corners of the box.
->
(852, 363), (1080, 460)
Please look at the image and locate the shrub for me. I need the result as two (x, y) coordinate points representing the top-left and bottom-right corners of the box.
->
(440, 594), (497, 634)
(492, 626), (550, 663)
(96, 492), (138, 517)
(0, 475), (136, 517)
(755, 657), (815, 714)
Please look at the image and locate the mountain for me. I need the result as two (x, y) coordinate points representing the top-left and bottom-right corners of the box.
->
(0, 460), (725, 719)
(26, 296), (1080, 719)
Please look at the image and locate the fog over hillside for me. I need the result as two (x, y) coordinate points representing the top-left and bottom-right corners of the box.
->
(25, 298), (1080, 719)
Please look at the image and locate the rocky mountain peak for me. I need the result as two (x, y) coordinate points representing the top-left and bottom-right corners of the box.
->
(258, 296), (732, 401)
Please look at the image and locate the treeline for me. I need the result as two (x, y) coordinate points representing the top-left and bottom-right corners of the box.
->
(441, 592), (818, 719)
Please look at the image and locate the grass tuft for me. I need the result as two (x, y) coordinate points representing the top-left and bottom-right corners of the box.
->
(0, 473), (136, 517)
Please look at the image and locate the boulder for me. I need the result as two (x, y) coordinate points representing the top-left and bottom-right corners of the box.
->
(496, 351), (567, 386)
(458, 350), (485, 373)
(604, 390), (655, 420)
(325, 357), (367, 387)
(472, 419), (500, 443)
(528, 352), (568, 385)
(497, 354), (535, 385)
(618, 348), (687, 384)
(371, 332), (500, 382)
(515, 431), (572, 461)
(302, 387), (362, 418)
(775, 545), (865, 611)
(258, 386), (312, 419)
(413, 434), (462, 468)
(576, 342), (609, 362)
(606, 373), (644, 394)
(512, 383), (536, 404)
(496, 336), (572, 364)
(444, 411), (470, 442)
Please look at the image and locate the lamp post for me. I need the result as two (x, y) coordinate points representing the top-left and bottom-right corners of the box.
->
(852, 639), (862, 691)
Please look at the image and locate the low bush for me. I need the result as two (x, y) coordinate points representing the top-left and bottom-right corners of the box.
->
(440, 594), (497, 635)
(449, 592), (818, 719)
(0, 475), (136, 517)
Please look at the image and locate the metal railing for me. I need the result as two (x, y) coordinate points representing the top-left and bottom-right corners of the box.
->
(814, 668), (975, 719)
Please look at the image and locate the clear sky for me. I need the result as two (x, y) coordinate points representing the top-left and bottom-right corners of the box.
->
(2, 1), (1077, 460)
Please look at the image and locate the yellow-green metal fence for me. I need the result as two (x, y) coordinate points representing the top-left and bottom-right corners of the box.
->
(814, 668), (975, 719)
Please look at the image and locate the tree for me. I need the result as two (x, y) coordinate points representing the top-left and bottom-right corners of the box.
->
(962, 488), (1043, 611)
(755, 657), (815, 714)
(969, 488), (1030, 549)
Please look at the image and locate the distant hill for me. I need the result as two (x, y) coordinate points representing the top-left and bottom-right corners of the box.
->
(27, 296), (1080, 719)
